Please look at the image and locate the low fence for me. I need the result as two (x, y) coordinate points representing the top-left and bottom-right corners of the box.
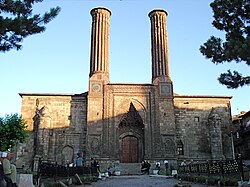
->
(177, 159), (248, 180)
(38, 160), (98, 178)
(178, 160), (239, 174)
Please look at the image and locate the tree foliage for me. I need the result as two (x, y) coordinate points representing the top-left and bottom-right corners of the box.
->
(0, 113), (28, 151)
(200, 0), (250, 88)
(0, 0), (60, 52)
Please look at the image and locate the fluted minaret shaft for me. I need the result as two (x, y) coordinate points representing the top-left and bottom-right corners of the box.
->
(89, 7), (111, 79)
(148, 9), (171, 83)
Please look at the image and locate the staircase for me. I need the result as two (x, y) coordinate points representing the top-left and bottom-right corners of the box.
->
(112, 163), (142, 175)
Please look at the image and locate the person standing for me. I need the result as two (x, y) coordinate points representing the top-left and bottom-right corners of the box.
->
(96, 160), (100, 173)
(2, 152), (18, 187)
(75, 152), (84, 175)
(145, 160), (151, 175)
(75, 152), (84, 167)
(155, 160), (160, 170)
(141, 160), (147, 174)
(90, 158), (98, 176)
(0, 152), (7, 187)
(164, 159), (169, 175)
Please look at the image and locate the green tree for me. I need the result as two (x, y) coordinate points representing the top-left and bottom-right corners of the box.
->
(0, 113), (28, 151)
(200, 0), (250, 89)
(0, 0), (60, 52)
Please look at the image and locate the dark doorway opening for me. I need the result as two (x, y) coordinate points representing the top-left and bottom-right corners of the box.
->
(121, 135), (139, 163)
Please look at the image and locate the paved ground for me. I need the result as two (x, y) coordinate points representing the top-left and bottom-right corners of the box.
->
(82, 175), (214, 187)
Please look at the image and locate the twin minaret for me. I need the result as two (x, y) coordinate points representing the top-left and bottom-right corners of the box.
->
(148, 9), (171, 84)
(89, 7), (171, 87)
(87, 7), (174, 158)
(89, 7), (111, 86)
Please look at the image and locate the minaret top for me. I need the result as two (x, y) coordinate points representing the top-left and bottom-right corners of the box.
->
(90, 7), (111, 16)
(148, 9), (168, 17)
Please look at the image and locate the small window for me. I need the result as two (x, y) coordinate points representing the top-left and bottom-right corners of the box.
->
(177, 140), (184, 155)
(177, 147), (184, 155)
(194, 117), (199, 122)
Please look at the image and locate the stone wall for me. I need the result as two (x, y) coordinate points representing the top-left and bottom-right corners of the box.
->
(20, 94), (73, 130)
(17, 92), (234, 169)
(17, 93), (88, 168)
(174, 95), (232, 160)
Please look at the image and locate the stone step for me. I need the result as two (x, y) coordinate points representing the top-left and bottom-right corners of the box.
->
(112, 163), (142, 175)
(17, 174), (35, 187)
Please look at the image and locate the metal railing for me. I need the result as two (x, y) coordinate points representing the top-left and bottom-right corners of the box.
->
(177, 159), (250, 181)
(178, 160), (239, 174)
(37, 160), (98, 178)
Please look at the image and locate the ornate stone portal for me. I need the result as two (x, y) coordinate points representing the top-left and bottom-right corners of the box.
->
(17, 7), (233, 169)
(118, 103), (144, 163)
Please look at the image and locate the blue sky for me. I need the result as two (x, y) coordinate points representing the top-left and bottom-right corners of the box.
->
(0, 0), (249, 117)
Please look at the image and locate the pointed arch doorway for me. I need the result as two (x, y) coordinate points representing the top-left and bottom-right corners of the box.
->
(121, 135), (139, 163)
(119, 102), (144, 163)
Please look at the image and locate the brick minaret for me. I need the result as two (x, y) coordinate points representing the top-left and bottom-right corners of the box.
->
(89, 7), (111, 85)
(148, 9), (171, 85)
(148, 9), (175, 158)
(87, 7), (111, 159)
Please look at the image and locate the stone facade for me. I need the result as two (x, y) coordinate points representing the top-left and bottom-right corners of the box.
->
(17, 7), (233, 169)
(17, 93), (87, 167)
(232, 111), (250, 160)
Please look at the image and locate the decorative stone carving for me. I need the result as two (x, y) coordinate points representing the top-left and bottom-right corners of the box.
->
(88, 136), (101, 156)
(162, 136), (175, 156)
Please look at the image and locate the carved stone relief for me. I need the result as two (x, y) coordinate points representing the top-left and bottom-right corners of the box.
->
(162, 136), (175, 156)
(88, 135), (101, 156)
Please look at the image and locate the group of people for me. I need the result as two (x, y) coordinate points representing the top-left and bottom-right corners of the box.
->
(1, 149), (173, 187)
(0, 151), (18, 187)
(74, 152), (101, 176)
(141, 159), (169, 175)
(141, 160), (151, 174)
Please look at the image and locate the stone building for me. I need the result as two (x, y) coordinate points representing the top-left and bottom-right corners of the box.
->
(17, 7), (233, 169)
(232, 111), (250, 160)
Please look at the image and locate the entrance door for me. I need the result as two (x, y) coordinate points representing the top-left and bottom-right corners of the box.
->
(121, 136), (138, 163)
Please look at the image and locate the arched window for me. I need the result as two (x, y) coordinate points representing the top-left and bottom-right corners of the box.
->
(62, 145), (74, 164)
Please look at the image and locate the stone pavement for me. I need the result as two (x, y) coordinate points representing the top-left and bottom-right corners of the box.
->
(81, 175), (214, 187)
